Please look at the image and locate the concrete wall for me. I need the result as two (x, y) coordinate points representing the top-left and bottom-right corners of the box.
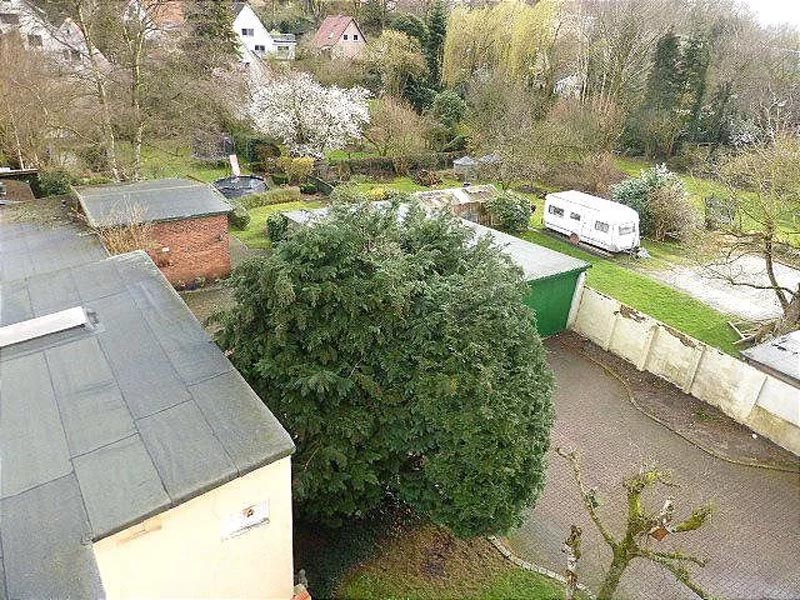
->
(94, 456), (294, 600)
(149, 214), (231, 288)
(572, 288), (800, 455)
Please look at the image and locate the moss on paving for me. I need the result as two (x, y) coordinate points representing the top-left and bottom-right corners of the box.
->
(338, 524), (569, 600)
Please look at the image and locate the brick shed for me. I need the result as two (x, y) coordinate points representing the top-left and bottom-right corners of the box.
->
(75, 178), (233, 287)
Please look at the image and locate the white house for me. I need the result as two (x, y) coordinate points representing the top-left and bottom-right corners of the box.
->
(0, 0), (91, 66)
(233, 1), (295, 61)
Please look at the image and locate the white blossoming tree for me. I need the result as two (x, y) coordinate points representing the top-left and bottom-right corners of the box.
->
(250, 72), (370, 157)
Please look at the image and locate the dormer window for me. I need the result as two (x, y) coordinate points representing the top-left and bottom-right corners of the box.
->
(241, 28), (254, 36)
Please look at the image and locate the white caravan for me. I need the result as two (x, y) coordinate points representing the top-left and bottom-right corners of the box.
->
(544, 190), (641, 253)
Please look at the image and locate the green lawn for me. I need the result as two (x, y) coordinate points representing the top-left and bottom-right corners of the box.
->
(231, 200), (323, 250)
(338, 524), (570, 600)
(352, 175), (463, 194)
(522, 230), (741, 355)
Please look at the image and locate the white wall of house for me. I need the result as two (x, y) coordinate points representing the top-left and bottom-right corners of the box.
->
(94, 456), (295, 599)
(332, 20), (365, 59)
(234, 3), (295, 61)
(0, 0), (89, 66)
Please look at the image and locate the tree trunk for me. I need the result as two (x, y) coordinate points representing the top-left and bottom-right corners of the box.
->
(598, 549), (630, 600)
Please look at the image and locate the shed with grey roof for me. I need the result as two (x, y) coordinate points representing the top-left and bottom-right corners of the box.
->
(73, 178), (234, 286)
(742, 331), (800, 388)
(0, 250), (294, 598)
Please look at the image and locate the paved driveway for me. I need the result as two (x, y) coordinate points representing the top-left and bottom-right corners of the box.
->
(508, 337), (800, 600)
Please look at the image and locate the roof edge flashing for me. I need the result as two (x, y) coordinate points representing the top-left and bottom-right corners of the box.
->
(0, 307), (94, 348)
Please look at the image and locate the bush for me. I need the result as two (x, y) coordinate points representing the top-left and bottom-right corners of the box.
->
(300, 181), (318, 195)
(265, 212), (289, 242)
(486, 191), (533, 235)
(412, 169), (443, 187)
(612, 165), (699, 241)
(277, 156), (315, 184)
(38, 169), (73, 197)
(228, 202), (251, 230)
(271, 173), (290, 185)
(330, 184), (368, 204)
(240, 187), (302, 209)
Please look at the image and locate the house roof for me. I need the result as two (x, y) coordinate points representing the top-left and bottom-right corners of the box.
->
(0, 250), (294, 598)
(75, 178), (232, 228)
(312, 15), (362, 48)
(742, 331), (800, 386)
(232, 1), (248, 18)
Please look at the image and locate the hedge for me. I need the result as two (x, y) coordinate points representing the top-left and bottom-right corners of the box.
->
(334, 152), (461, 178)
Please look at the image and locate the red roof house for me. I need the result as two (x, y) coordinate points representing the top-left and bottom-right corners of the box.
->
(311, 15), (366, 58)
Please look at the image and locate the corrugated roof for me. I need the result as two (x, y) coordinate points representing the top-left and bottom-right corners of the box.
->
(743, 331), (800, 385)
(75, 178), (232, 228)
(0, 251), (294, 598)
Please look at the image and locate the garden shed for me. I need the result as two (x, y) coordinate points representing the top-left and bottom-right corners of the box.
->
(461, 220), (591, 336)
(453, 155), (478, 180)
(74, 178), (233, 287)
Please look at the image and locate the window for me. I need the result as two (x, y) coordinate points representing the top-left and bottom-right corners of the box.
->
(353, 34), (359, 40)
(548, 205), (564, 217)
(0, 13), (20, 24)
(619, 224), (636, 235)
(241, 28), (254, 36)
(343, 34), (349, 40)
(570, 212), (581, 221)
(27, 34), (42, 47)
(278, 45), (289, 51)
(594, 221), (609, 233)
(254, 44), (266, 52)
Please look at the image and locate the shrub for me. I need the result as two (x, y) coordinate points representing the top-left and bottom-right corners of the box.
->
(271, 173), (290, 185)
(300, 181), (318, 195)
(413, 169), (443, 187)
(228, 203), (251, 230)
(266, 212), (289, 242)
(486, 191), (533, 235)
(612, 165), (699, 241)
(240, 187), (302, 209)
(277, 156), (315, 184)
(330, 184), (368, 204)
(38, 169), (72, 197)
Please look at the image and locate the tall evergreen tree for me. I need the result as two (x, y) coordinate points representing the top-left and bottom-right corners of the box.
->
(679, 33), (711, 139)
(425, 0), (447, 87)
(182, 0), (240, 71)
(644, 30), (684, 110)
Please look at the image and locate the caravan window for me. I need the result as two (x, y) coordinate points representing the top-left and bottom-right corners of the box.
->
(619, 224), (636, 235)
(570, 212), (581, 221)
(548, 205), (564, 217)
(595, 221), (609, 233)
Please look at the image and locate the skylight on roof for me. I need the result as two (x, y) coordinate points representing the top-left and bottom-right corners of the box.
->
(0, 307), (92, 348)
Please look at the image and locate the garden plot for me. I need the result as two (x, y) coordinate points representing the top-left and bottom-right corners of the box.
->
(651, 255), (800, 321)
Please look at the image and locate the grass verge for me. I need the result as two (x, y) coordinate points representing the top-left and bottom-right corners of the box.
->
(231, 199), (323, 250)
(338, 523), (570, 600)
(522, 230), (741, 355)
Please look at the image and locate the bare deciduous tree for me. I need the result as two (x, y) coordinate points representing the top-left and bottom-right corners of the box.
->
(557, 447), (713, 600)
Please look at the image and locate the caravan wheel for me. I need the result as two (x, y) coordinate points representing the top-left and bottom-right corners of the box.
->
(569, 233), (580, 245)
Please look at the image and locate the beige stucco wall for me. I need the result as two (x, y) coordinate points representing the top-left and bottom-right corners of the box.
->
(572, 287), (800, 455)
(94, 457), (294, 600)
(332, 21), (366, 58)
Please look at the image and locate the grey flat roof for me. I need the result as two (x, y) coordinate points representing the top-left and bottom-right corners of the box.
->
(75, 178), (232, 228)
(0, 217), (107, 283)
(460, 219), (589, 281)
(283, 204), (589, 281)
(742, 330), (800, 384)
(0, 251), (294, 599)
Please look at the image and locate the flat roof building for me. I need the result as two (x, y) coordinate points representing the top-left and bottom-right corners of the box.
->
(743, 331), (800, 388)
(74, 179), (234, 288)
